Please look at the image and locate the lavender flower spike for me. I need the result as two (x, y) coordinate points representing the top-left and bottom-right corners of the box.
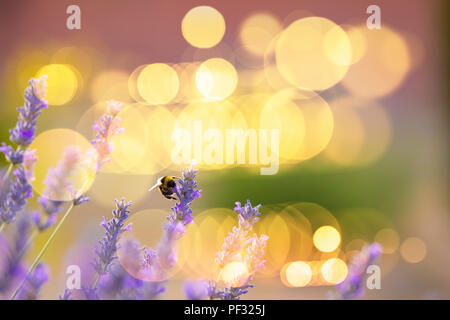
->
(216, 200), (262, 268)
(0, 76), (47, 166)
(92, 198), (132, 275)
(0, 166), (33, 224)
(17, 263), (49, 300)
(34, 146), (81, 231)
(336, 242), (382, 300)
(10, 76), (48, 147)
(90, 100), (124, 172)
(209, 200), (268, 300)
(170, 163), (201, 226)
(22, 149), (38, 182)
(148, 164), (201, 271)
(184, 280), (209, 300)
(0, 214), (31, 295)
(59, 289), (72, 300)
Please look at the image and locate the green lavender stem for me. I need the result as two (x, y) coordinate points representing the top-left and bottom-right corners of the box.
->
(0, 164), (14, 234)
(18, 229), (39, 259)
(10, 202), (75, 300)
(92, 273), (100, 289)
(2, 163), (13, 182)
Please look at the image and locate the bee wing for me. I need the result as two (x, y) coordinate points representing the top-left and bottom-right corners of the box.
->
(148, 181), (162, 191)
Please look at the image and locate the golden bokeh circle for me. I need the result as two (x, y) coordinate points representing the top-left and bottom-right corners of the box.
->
(285, 261), (312, 287)
(260, 90), (306, 161)
(178, 208), (236, 279)
(342, 25), (411, 98)
(181, 6), (226, 49)
(324, 97), (392, 166)
(262, 89), (334, 162)
(35, 64), (78, 106)
(375, 228), (400, 254)
(275, 17), (352, 91)
(321, 258), (348, 284)
(313, 226), (341, 253)
(91, 70), (131, 103)
(107, 104), (149, 173)
(137, 63), (179, 105)
(174, 100), (247, 169)
(400, 237), (427, 263)
(195, 58), (238, 100)
(218, 261), (250, 287)
(28, 128), (96, 201)
(239, 12), (282, 56)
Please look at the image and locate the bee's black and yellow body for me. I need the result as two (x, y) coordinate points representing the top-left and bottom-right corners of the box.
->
(149, 176), (178, 200)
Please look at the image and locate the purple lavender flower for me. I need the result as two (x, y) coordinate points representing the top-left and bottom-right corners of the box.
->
(97, 241), (165, 300)
(208, 200), (268, 300)
(184, 280), (209, 300)
(0, 143), (24, 165)
(82, 287), (100, 300)
(209, 283), (254, 300)
(9, 76), (48, 147)
(0, 166), (33, 224)
(34, 146), (81, 231)
(85, 165), (200, 300)
(170, 164), (201, 226)
(59, 289), (72, 300)
(0, 214), (30, 295)
(216, 200), (263, 268)
(336, 242), (382, 300)
(90, 100), (124, 172)
(92, 198), (132, 276)
(22, 149), (37, 182)
(0, 76), (47, 165)
(17, 263), (49, 300)
(142, 164), (201, 277)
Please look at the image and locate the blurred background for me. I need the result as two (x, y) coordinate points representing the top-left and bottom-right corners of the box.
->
(0, 0), (448, 299)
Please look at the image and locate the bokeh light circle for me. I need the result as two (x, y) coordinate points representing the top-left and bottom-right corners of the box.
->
(400, 237), (427, 263)
(254, 211), (291, 277)
(137, 63), (179, 104)
(178, 208), (237, 279)
(313, 226), (341, 253)
(218, 261), (250, 287)
(324, 97), (392, 166)
(285, 261), (312, 287)
(275, 17), (352, 91)
(35, 64), (78, 105)
(196, 58), (238, 100)
(28, 128), (96, 201)
(182, 6), (226, 48)
(239, 12), (282, 56)
(174, 99), (247, 169)
(91, 70), (131, 102)
(260, 90), (306, 160)
(261, 89), (334, 162)
(321, 258), (348, 284)
(375, 228), (400, 254)
(342, 25), (411, 98)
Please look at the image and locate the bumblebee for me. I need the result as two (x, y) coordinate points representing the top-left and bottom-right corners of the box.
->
(149, 176), (178, 200)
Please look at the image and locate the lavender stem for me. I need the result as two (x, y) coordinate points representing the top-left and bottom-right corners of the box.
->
(18, 229), (39, 258)
(1, 163), (13, 181)
(0, 163), (16, 234)
(10, 202), (75, 300)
